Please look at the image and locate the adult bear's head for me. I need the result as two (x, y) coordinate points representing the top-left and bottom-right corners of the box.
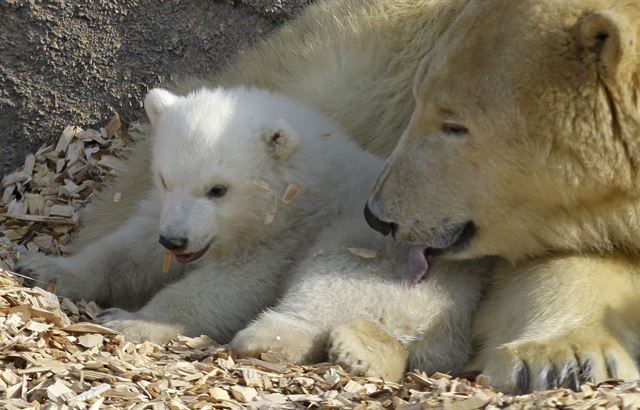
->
(367, 0), (640, 263)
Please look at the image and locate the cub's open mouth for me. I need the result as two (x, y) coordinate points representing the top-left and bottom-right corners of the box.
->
(173, 243), (211, 264)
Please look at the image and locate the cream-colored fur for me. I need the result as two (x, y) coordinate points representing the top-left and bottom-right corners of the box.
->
(369, 0), (640, 392)
(472, 255), (640, 392)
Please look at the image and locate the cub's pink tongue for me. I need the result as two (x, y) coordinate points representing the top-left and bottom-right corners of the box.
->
(408, 246), (429, 286)
(174, 253), (195, 263)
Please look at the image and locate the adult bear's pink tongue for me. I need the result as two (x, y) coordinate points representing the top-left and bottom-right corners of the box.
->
(408, 246), (429, 286)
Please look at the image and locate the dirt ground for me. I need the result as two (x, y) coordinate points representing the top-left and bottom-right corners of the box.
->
(0, 0), (312, 176)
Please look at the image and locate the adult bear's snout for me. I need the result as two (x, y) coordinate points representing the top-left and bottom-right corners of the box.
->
(364, 203), (396, 237)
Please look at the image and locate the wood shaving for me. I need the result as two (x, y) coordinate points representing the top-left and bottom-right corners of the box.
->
(1, 121), (639, 408)
(78, 333), (105, 348)
(162, 250), (173, 273)
(49, 204), (74, 217)
(104, 112), (122, 139)
(209, 386), (231, 401)
(252, 178), (271, 192)
(348, 247), (377, 259)
(67, 383), (111, 405)
(230, 385), (258, 403)
(264, 195), (278, 225)
(63, 322), (119, 335)
(280, 183), (300, 204)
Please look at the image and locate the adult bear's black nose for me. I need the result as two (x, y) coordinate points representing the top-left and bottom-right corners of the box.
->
(159, 235), (188, 251)
(364, 203), (396, 236)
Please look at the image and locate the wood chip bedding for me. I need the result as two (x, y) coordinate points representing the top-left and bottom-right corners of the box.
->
(0, 118), (638, 409)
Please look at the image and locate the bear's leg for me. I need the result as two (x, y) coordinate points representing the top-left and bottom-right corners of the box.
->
(228, 251), (361, 365)
(230, 270), (407, 377)
(70, 136), (155, 249)
(230, 229), (490, 381)
(471, 254), (640, 393)
(233, 272), (396, 374)
(231, 310), (329, 364)
(97, 250), (288, 344)
(17, 189), (184, 310)
(325, 257), (490, 381)
(328, 318), (408, 381)
(227, 244), (408, 378)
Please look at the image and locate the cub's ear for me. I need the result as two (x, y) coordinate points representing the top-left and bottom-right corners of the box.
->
(577, 10), (638, 82)
(262, 119), (300, 161)
(144, 88), (181, 127)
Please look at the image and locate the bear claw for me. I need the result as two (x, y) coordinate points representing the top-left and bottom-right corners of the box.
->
(475, 329), (640, 393)
(559, 362), (580, 391)
(605, 354), (618, 379)
(542, 365), (558, 390)
(514, 361), (529, 393)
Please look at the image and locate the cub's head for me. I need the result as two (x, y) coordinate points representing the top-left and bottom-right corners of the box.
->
(145, 87), (302, 262)
(368, 0), (640, 262)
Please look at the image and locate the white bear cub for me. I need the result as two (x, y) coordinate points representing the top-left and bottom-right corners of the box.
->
(18, 86), (386, 344)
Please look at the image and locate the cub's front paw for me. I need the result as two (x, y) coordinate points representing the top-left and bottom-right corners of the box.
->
(16, 253), (90, 299)
(328, 318), (408, 382)
(474, 329), (639, 393)
(231, 313), (326, 363)
(97, 308), (183, 344)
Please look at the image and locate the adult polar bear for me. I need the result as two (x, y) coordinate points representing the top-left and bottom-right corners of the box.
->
(368, 0), (640, 393)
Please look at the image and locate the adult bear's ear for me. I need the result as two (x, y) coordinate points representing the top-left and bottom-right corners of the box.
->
(577, 10), (638, 83)
(144, 88), (181, 127)
(262, 119), (300, 161)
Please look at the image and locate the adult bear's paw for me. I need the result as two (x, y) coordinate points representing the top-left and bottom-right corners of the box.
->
(328, 318), (408, 382)
(98, 308), (183, 344)
(474, 329), (639, 393)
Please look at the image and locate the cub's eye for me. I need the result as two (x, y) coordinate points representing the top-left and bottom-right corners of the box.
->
(207, 184), (228, 198)
(442, 122), (469, 136)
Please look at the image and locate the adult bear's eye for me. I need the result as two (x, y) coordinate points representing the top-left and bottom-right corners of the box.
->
(207, 184), (228, 198)
(442, 122), (469, 136)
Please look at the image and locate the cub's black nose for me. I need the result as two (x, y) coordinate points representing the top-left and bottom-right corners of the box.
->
(159, 235), (188, 251)
(364, 203), (395, 236)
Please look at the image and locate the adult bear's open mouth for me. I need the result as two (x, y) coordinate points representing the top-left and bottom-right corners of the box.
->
(408, 245), (430, 286)
(173, 243), (211, 264)
(408, 221), (476, 286)
(426, 221), (476, 257)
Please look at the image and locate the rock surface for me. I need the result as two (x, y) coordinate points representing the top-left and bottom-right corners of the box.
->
(0, 0), (311, 176)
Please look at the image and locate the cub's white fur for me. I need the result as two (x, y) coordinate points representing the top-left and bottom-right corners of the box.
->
(231, 207), (491, 378)
(20, 86), (491, 379)
(21, 86), (383, 343)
